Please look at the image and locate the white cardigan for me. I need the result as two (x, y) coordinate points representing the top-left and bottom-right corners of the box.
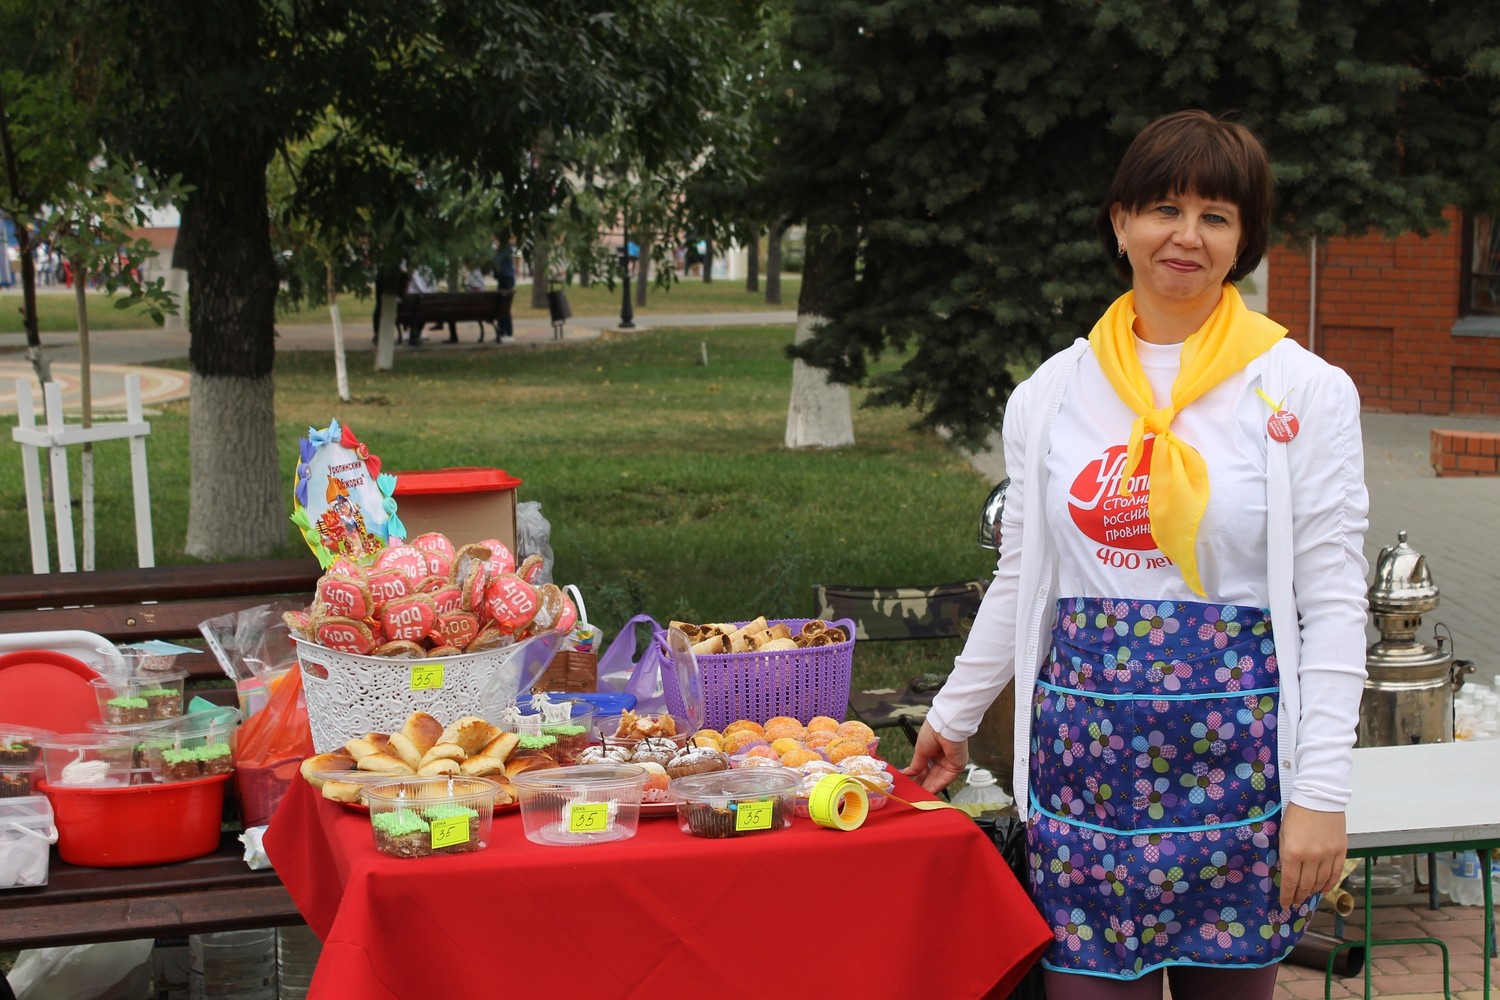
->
(928, 338), (1371, 819)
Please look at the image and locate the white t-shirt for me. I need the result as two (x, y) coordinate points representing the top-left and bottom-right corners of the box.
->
(1043, 337), (1271, 608)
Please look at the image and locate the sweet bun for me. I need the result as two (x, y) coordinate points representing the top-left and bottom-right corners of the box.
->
(344, 736), (385, 761)
(459, 755), (508, 777)
(438, 716), (492, 756)
(418, 742), (466, 769)
(300, 752), (355, 788)
(400, 712), (444, 754)
(356, 751), (414, 775)
(474, 731), (519, 764)
(321, 779), (365, 803)
(418, 757), (461, 776)
(388, 733), (425, 771)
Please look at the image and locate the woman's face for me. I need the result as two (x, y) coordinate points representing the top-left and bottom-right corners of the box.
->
(1111, 191), (1243, 313)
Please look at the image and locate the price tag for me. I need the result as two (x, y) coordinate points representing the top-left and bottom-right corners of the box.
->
(429, 815), (470, 849)
(567, 802), (611, 834)
(409, 663), (445, 691)
(735, 799), (773, 832)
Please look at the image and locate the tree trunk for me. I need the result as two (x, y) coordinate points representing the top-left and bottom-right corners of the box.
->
(635, 236), (650, 307)
(702, 238), (714, 283)
(765, 225), (784, 306)
(0, 80), (50, 387)
(746, 228), (760, 293)
(785, 232), (854, 449)
(530, 240), (549, 309)
(182, 148), (284, 559)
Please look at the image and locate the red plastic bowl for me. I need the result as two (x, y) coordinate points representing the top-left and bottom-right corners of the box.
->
(40, 773), (229, 867)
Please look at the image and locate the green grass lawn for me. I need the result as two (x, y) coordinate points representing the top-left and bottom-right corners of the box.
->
(0, 323), (992, 740)
(0, 276), (800, 333)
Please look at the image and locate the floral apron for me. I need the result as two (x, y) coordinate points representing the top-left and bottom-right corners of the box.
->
(1026, 597), (1317, 980)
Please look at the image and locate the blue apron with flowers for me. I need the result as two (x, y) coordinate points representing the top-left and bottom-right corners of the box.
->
(1026, 597), (1317, 980)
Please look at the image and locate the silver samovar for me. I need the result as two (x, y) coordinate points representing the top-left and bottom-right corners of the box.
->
(1358, 531), (1475, 747)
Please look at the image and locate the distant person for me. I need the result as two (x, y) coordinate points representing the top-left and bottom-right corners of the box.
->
(906, 110), (1371, 999)
(494, 239), (516, 341)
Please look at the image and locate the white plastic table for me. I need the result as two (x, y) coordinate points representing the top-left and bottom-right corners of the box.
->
(1332, 741), (1500, 999)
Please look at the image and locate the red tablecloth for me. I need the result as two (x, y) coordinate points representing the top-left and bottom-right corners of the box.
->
(265, 773), (1049, 1000)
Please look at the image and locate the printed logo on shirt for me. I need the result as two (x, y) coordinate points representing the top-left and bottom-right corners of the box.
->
(1067, 440), (1159, 551)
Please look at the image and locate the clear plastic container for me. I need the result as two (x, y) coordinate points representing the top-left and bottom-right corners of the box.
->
(673, 767), (799, 839)
(496, 702), (598, 765)
(39, 733), (137, 787)
(363, 776), (501, 858)
(511, 763), (648, 847)
(596, 713), (693, 752)
(189, 928), (276, 1000)
(97, 643), (186, 678)
(90, 670), (188, 725)
(0, 795), (57, 888)
(0, 724), (52, 798)
(949, 768), (1014, 817)
(131, 707), (241, 783)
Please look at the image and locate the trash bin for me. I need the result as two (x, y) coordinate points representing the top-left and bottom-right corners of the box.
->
(547, 281), (572, 339)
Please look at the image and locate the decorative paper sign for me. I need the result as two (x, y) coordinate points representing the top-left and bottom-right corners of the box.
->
(567, 802), (611, 833)
(410, 663), (445, 691)
(290, 419), (405, 568)
(735, 799), (773, 832)
(430, 815), (470, 849)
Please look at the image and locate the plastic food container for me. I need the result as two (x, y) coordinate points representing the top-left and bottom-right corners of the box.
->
(90, 671), (188, 725)
(39, 733), (137, 787)
(131, 707), (241, 783)
(673, 767), (799, 839)
(363, 776), (501, 858)
(96, 643), (186, 677)
(0, 724), (52, 798)
(0, 796), (57, 888)
(497, 703), (597, 765)
(511, 763), (647, 847)
(596, 713), (693, 752)
(41, 773), (231, 866)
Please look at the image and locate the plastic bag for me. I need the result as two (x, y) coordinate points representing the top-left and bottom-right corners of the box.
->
(198, 601), (303, 717)
(9, 940), (154, 1000)
(595, 614), (667, 712)
(233, 666), (315, 827)
(515, 501), (554, 584)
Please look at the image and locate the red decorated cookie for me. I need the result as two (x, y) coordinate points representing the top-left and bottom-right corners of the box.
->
(315, 616), (376, 655)
(380, 593), (438, 644)
(434, 612), (481, 649)
(411, 532), (457, 577)
(430, 585), (464, 616)
(555, 591), (579, 634)
(477, 537), (516, 576)
(375, 544), (428, 584)
(484, 574), (540, 633)
(367, 570), (412, 608)
(529, 583), (567, 633)
(316, 573), (372, 620)
(516, 553), (545, 583)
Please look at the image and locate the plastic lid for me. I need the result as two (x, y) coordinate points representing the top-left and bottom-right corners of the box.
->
(566, 692), (637, 715)
(664, 627), (704, 734)
(967, 768), (997, 786)
(390, 467), (522, 496)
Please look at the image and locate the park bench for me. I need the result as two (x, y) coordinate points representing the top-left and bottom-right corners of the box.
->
(0, 559), (322, 949)
(395, 290), (513, 344)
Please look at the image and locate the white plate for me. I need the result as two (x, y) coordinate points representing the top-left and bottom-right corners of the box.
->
(639, 800), (678, 818)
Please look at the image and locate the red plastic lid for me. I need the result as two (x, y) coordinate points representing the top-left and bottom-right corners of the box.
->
(391, 467), (522, 496)
(0, 650), (101, 734)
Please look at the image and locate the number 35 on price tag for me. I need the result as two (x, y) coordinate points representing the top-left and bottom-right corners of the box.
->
(409, 663), (445, 691)
(735, 799), (773, 832)
(430, 814), (470, 849)
(567, 802), (612, 834)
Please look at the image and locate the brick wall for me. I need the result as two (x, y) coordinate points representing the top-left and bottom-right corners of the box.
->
(1431, 428), (1500, 476)
(1266, 208), (1500, 414)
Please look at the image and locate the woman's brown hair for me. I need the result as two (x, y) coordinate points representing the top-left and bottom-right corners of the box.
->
(1096, 110), (1272, 284)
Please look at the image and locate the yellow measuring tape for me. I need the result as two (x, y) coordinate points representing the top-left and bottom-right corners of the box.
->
(807, 774), (869, 831)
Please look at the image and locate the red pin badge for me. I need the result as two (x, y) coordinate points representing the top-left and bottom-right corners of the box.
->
(1267, 409), (1299, 442)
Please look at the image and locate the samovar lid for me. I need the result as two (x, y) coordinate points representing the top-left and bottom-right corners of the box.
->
(1367, 530), (1439, 611)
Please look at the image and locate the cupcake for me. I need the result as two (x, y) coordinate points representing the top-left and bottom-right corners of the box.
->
(197, 743), (234, 775)
(578, 744), (632, 766)
(0, 769), (34, 797)
(0, 737), (41, 765)
(105, 696), (151, 725)
(630, 738), (679, 767)
(541, 723), (593, 766)
(372, 811), (432, 858)
(666, 747), (729, 780)
(638, 762), (672, 803)
(160, 748), (201, 781)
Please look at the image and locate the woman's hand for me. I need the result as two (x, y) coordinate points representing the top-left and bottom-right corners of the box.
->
(1278, 802), (1347, 909)
(901, 719), (970, 794)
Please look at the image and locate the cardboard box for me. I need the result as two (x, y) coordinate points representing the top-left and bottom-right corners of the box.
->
(391, 467), (521, 553)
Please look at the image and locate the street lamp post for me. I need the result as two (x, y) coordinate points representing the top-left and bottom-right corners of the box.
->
(619, 226), (635, 330)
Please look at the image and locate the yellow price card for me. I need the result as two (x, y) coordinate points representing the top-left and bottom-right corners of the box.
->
(567, 802), (611, 834)
(735, 799), (773, 832)
(430, 815), (470, 849)
(409, 663), (445, 691)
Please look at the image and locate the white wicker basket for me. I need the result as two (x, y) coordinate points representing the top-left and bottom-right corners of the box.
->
(294, 635), (551, 752)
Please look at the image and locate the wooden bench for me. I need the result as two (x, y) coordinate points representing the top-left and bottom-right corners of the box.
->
(0, 559), (322, 949)
(395, 290), (513, 345)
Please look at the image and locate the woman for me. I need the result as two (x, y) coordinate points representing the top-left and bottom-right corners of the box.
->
(904, 110), (1370, 999)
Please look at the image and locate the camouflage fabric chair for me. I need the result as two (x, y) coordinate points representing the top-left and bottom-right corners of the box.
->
(815, 580), (987, 734)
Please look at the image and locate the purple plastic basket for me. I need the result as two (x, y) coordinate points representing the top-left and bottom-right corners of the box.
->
(658, 618), (856, 731)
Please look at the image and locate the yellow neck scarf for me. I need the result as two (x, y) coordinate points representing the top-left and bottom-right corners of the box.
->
(1087, 284), (1286, 596)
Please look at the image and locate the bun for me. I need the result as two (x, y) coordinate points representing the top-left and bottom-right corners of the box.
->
(474, 731), (519, 764)
(400, 712), (444, 755)
(356, 751), (414, 775)
(459, 756), (508, 777)
(417, 757), (461, 776)
(344, 737), (384, 761)
(437, 716), (491, 756)
(418, 742), (466, 769)
(300, 752), (355, 788)
(388, 733), (424, 771)
(321, 779), (365, 803)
